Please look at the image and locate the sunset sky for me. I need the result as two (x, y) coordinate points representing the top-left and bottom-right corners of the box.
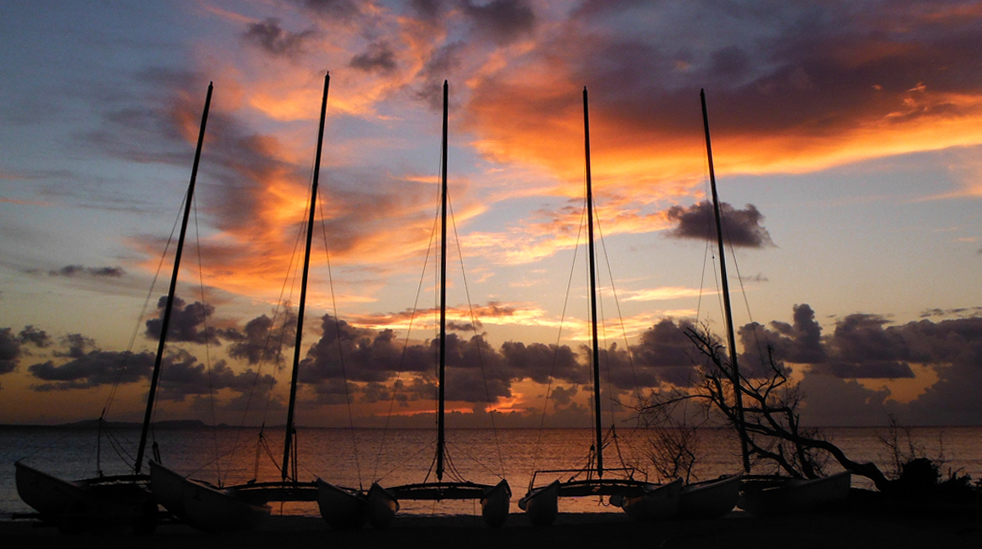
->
(1, 0), (981, 430)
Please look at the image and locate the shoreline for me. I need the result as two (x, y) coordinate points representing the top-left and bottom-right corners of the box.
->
(3, 509), (982, 549)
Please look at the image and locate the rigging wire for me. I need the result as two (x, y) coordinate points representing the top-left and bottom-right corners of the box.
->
(92, 190), (184, 473)
(191, 194), (224, 486)
(372, 189), (441, 481)
(447, 194), (508, 479)
(316, 184), (365, 489)
(529, 196), (587, 476)
(146, 190), (198, 470)
(591, 206), (646, 472)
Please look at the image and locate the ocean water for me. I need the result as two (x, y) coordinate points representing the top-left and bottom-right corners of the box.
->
(3, 424), (981, 519)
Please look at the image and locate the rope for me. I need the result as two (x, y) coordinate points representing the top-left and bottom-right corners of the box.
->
(192, 196), (223, 485)
(530, 195), (587, 476)
(317, 186), (365, 489)
(373, 190), (441, 481)
(447, 195), (507, 479)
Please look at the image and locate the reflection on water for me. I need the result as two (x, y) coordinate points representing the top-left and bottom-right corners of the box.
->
(3, 425), (981, 518)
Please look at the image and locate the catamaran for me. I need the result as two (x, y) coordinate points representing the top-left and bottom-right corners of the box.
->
(519, 87), (681, 525)
(16, 82), (215, 534)
(150, 72), (338, 530)
(359, 80), (511, 529)
(698, 88), (848, 516)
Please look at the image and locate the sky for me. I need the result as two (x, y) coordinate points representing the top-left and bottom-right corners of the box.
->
(1, 0), (981, 430)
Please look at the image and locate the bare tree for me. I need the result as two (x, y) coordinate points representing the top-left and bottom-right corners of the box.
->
(639, 325), (895, 492)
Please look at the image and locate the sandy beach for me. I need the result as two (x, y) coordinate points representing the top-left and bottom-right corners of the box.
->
(3, 504), (982, 549)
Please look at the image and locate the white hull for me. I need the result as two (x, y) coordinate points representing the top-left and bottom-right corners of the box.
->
(480, 479), (511, 528)
(367, 482), (399, 529)
(16, 461), (90, 516)
(185, 482), (271, 532)
(617, 478), (682, 521)
(738, 471), (851, 516)
(151, 461), (270, 531)
(15, 461), (156, 532)
(316, 478), (367, 529)
(518, 480), (560, 526)
(677, 474), (742, 519)
(149, 460), (188, 519)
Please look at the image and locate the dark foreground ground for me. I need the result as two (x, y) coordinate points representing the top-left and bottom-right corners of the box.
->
(3, 504), (982, 549)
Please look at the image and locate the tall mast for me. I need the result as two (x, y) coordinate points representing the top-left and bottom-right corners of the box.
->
(700, 89), (750, 473)
(282, 72), (330, 481)
(135, 81), (213, 475)
(583, 87), (604, 478)
(436, 80), (449, 481)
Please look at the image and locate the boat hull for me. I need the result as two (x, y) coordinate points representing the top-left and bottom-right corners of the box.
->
(738, 471), (851, 516)
(150, 461), (270, 532)
(16, 461), (89, 516)
(316, 478), (367, 529)
(519, 480), (560, 526)
(480, 479), (511, 528)
(184, 482), (271, 532)
(677, 474), (742, 519)
(149, 460), (189, 519)
(367, 482), (399, 529)
(15, 461), (156, 533)
(616, 478), (682, 521)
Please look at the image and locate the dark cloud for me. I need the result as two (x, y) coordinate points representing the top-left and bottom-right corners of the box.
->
(155, 349), (276, 402)
(27, 339), (276, 403)
(55, 333), (97, 359)
(18, 325), (52, 348)
(48, 265), (125, 278)
(465, 1), (982, 182)
(0, 325), (54, 381)
(920, 306), (982, 318)
(243, 18), (316, 58)
(796, 315), (982, 425)
(461, 0), (536, 45)
(742, 303), (826, 369)
(810, 360), (916, 379)
(549, 385), (577, 407)
(0, 328), (21, 377)
(576, 2), (982, 135)
(629, 318), (702, 387)
(415, 42), (465, 110)
(797, 375), (892, 426)
(447, 320), (481, 332)
(829, 314), (910, 363)
(500, 340), (586, 385)
(443, 333), (512, 402)
(145, 296), (222, 345)
(665, 201), (775, 248)
(29, 348), (155, 390)
(300, 314), (592, 406)
(225, 308), (297, 367)
(736, 306), (914, 380)
(739, 306), (982, 388)
(300, 315), (434, 385)
(349, 41), (398, 74)
(410, 0), (448, 22)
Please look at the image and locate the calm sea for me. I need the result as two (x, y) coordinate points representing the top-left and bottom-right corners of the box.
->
(3, 425), (981, 519)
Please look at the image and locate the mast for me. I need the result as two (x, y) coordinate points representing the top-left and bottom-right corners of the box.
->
(282, 72), (330, 481)
(700, 89), (750, 473)
(583, 87), (604, 478)
(135, 81), (213, 475)
(436, 80), (449, 481)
